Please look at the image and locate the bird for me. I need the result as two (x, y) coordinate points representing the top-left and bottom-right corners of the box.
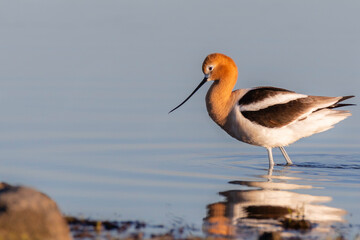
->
(169, 53), (354, 168)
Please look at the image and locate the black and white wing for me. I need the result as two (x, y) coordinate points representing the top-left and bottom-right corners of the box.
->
(238, 87), (353, 128)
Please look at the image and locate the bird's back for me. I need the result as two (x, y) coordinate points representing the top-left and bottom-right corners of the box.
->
(221, 87), (354, 148)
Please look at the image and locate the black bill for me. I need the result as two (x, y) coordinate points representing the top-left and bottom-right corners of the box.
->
(169, 77), (208, 113)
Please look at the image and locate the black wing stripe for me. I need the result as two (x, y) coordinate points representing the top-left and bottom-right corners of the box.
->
(239, 87), (293, 106)
(241, 98), (310, 128)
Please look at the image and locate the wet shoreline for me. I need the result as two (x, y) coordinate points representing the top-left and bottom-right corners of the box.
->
(66, 215), (357, 240)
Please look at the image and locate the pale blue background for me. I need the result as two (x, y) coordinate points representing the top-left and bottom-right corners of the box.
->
(0, 0), (359, 236)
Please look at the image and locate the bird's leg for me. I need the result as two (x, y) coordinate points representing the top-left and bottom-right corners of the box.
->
(267, 167), (273, 182)
(266, 147), (274, 169)
(279, 146), (293, 165)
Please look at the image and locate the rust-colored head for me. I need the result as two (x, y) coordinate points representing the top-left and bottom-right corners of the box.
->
(169, 53), (238, 113)
(202, 53), (238, 82)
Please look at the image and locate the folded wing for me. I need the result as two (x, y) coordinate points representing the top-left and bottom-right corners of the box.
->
(239, 87), (354, 128)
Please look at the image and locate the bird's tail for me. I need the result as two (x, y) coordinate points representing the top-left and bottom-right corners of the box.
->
(328, 95), (355, 109)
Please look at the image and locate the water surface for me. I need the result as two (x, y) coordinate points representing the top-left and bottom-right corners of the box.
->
(0, 1), (359, 239)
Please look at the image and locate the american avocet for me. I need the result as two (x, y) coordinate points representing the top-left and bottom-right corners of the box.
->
(170, 53), (354, 168)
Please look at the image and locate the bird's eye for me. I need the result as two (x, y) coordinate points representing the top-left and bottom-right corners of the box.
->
(208, 66), (213, 71)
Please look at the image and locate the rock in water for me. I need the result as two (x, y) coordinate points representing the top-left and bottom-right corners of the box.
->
(0, 182), (71, 240)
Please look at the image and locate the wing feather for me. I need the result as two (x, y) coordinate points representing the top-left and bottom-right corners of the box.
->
(241, 98), (315, 128)
(239, 88), (353, 128)
(239, 87), (307, 111)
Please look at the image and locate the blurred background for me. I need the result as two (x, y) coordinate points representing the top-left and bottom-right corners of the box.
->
(0, 0), (359, 238)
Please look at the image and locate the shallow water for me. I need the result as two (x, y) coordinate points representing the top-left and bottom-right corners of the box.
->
(1, 1), (360, 239)
(1, 123), (359, 239)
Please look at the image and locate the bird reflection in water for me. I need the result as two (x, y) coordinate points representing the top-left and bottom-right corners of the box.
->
(203, 169), (346, 239)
